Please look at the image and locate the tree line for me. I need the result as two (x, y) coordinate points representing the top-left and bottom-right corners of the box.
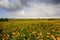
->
(0, 18), (8, 22)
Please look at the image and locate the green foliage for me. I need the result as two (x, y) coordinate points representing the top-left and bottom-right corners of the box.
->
(0, 19), (60, 40)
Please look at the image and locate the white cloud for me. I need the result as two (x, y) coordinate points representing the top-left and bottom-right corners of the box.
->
(0, 0), (60, 18)
(0, 0), (29, 10)
(25, 3), (60, 18)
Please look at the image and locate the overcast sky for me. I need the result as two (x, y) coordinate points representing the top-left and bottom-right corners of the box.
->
(0, 0), (60, 18)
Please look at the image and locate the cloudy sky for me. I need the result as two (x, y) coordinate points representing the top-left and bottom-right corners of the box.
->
(0, 0), (60, 18)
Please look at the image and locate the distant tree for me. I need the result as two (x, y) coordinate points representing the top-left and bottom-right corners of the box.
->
(0, 18), (8, 22)
(5, 18), (8, 21)
(0, 18), (4, 21)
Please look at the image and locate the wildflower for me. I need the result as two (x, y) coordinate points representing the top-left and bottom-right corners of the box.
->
(2, 38), (5, 40)
(38, 32), (43, 36)
(6, 34), (10, 39)
(50, 35), (56, 40)
(29, 34), (31, 36)
(12, 32), (16, 35)
(16, 32), (20, 37)
(31, 31), (36, 34)
(37, 36), (40, 39)
(46, 32), (50, 35)
(57, 37), (60, 40)
(27, 37), (30, 40)
(46, 35), (50, 38)
(51, 29), (55, 32)
(55, 34), (60, 37)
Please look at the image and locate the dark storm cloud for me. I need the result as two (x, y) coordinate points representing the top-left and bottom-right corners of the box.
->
(20, 0), (30, 7)
(0, 0), (60, 11)
(39, 0), (60, 4)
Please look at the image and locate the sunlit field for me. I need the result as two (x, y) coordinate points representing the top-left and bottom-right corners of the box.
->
(0, 19), (60, 40)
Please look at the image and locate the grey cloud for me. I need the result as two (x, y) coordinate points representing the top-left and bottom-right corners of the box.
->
(0, 0), (2, 1)
(0, 0), (60, 18)
(39, 0), (60, 4)
(27, 3), (60, 17)
(20, 0), (29, 7)
(0, 0), (30, 11)
(0, 0), (60, 11)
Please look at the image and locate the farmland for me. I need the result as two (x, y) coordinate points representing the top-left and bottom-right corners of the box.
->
(0, 19), (60, 40)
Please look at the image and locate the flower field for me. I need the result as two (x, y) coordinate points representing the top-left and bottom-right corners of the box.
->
(0, 19), (60, 40)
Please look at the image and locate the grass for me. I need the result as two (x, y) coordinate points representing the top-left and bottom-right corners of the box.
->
(0, 19), (60, 40)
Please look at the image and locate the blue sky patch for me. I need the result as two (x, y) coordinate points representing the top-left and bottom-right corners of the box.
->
(8, 0), (13, 3)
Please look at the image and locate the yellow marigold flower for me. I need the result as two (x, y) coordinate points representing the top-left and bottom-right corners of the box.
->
(6, 34), (10, 39)
(46, 35), (50, 38)
(31, 31), (36, 34)
(21, 35), (23, 37)
(57, 34), (60, 37)
(37, 36), (40, 39)
(38, 32), (43, 38)
(50, 28), (55, 32)
(16, 32), (20, 35)
(2, 38), (5, 40)
(57, 37), (60, 40)
(39, 32), (43, 36)
(23, 34), (26, 37)
(29, 34), (31, 36)
(12, 32), (16, 35)
(27, 38), (30, 40)
(50, 35), (56, 40)
(46, 32), (50, 35)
